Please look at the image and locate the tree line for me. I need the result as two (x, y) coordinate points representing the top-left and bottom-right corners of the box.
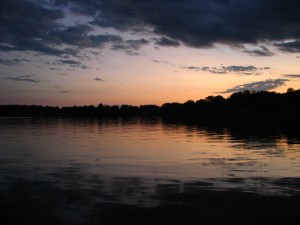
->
(1, 89), (299, 120)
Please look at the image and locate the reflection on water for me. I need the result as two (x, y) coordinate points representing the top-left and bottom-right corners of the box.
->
(0, 117), (299, 224)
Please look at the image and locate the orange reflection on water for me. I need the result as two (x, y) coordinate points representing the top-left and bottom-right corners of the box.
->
(0, 117), (299, 182)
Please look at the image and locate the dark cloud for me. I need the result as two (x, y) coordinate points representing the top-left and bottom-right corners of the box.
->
(0, 0), (122, 57)
(49, 23), (123, 49)
(155, 37), (180, 47)
(202, 66), (210, 71)
(0, 25), (121, 57)
(0, 58), (30, 66)
(4, 75), (39, 83)
(80, 65), (89, 69)
(184, 65), (267, 75)
(111, 38), (149, 55)
(151, 59), (171, 64)
(57, 59), (89, 69)
(0, 0), (63, 40)
(125, 39), (149, 50)
(59, 60), (81, 65)
(186, 66), (202, 71)
(218, 79), (289, 93)
(0, 59), (17, 66)
(226, 66), (257, 72)
(284, 74), (300, 78)
(275, 40), (300, 53)
(50, 67), (61, 71)
(48, 24), (94, 47)
(0, 39), (73, 57)
(244, 46), (274, 57)
(60, 90), (69, 93)
(151, 59), (178, 68)
(87, 1), (146, 31)
(2, 0), (300, 56)
(0, 0), (69, 56)
(58, 0), (300, 49)
(94, 77), (104, 81)
(89, 35), (122, 47)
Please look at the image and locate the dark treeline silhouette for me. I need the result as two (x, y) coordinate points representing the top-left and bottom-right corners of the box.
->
(1, 89), (300, 123)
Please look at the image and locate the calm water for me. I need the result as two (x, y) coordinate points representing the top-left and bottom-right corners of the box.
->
(0, 117), (299, 224)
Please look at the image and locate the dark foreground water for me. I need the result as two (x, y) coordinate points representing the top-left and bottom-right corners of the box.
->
(0, 117), (299, 225)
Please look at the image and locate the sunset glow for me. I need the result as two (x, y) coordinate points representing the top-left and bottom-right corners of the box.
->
(1, 0), (300, 106)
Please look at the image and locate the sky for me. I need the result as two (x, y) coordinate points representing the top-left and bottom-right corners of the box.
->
(1, 0), (300, 107)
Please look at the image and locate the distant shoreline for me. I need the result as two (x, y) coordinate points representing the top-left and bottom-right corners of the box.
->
(1, 90), (299, 126)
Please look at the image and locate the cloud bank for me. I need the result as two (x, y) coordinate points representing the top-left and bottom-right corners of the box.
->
(57, 0), (300, 50)
(1, 0), (300, 58)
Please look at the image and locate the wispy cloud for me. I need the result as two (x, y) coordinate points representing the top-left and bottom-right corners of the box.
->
(0, 58), (30, 66)
(244, 46), (274, 57)
(217, 79), (289, 93)
(58, 59), (81, 65)
(184, 65), (269, 75)
(111, 38), (149, 55)
(57, 59), (89, 69)
(155, 37), (180, 47)
(4, 75), (39, 83)
(50, 67), (61, 71)
(284, 74), (300, 79)
(275, 40), (300, 53)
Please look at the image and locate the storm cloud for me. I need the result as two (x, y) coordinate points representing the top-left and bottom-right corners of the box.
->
(53, 0), (300, 49)
(1, 0), (300, 57)
(0, 0), (122, 58)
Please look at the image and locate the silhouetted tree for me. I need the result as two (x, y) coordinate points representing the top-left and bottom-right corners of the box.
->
(120, 105), (140, 116)
(1, 89), (299, 122)
(140, 105), (160, 116)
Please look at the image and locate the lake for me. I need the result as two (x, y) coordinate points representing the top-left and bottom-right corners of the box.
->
(0, 117), (299, 225)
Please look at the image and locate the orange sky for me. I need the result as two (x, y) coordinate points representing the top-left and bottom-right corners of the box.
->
(1, 1), (300, 106)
